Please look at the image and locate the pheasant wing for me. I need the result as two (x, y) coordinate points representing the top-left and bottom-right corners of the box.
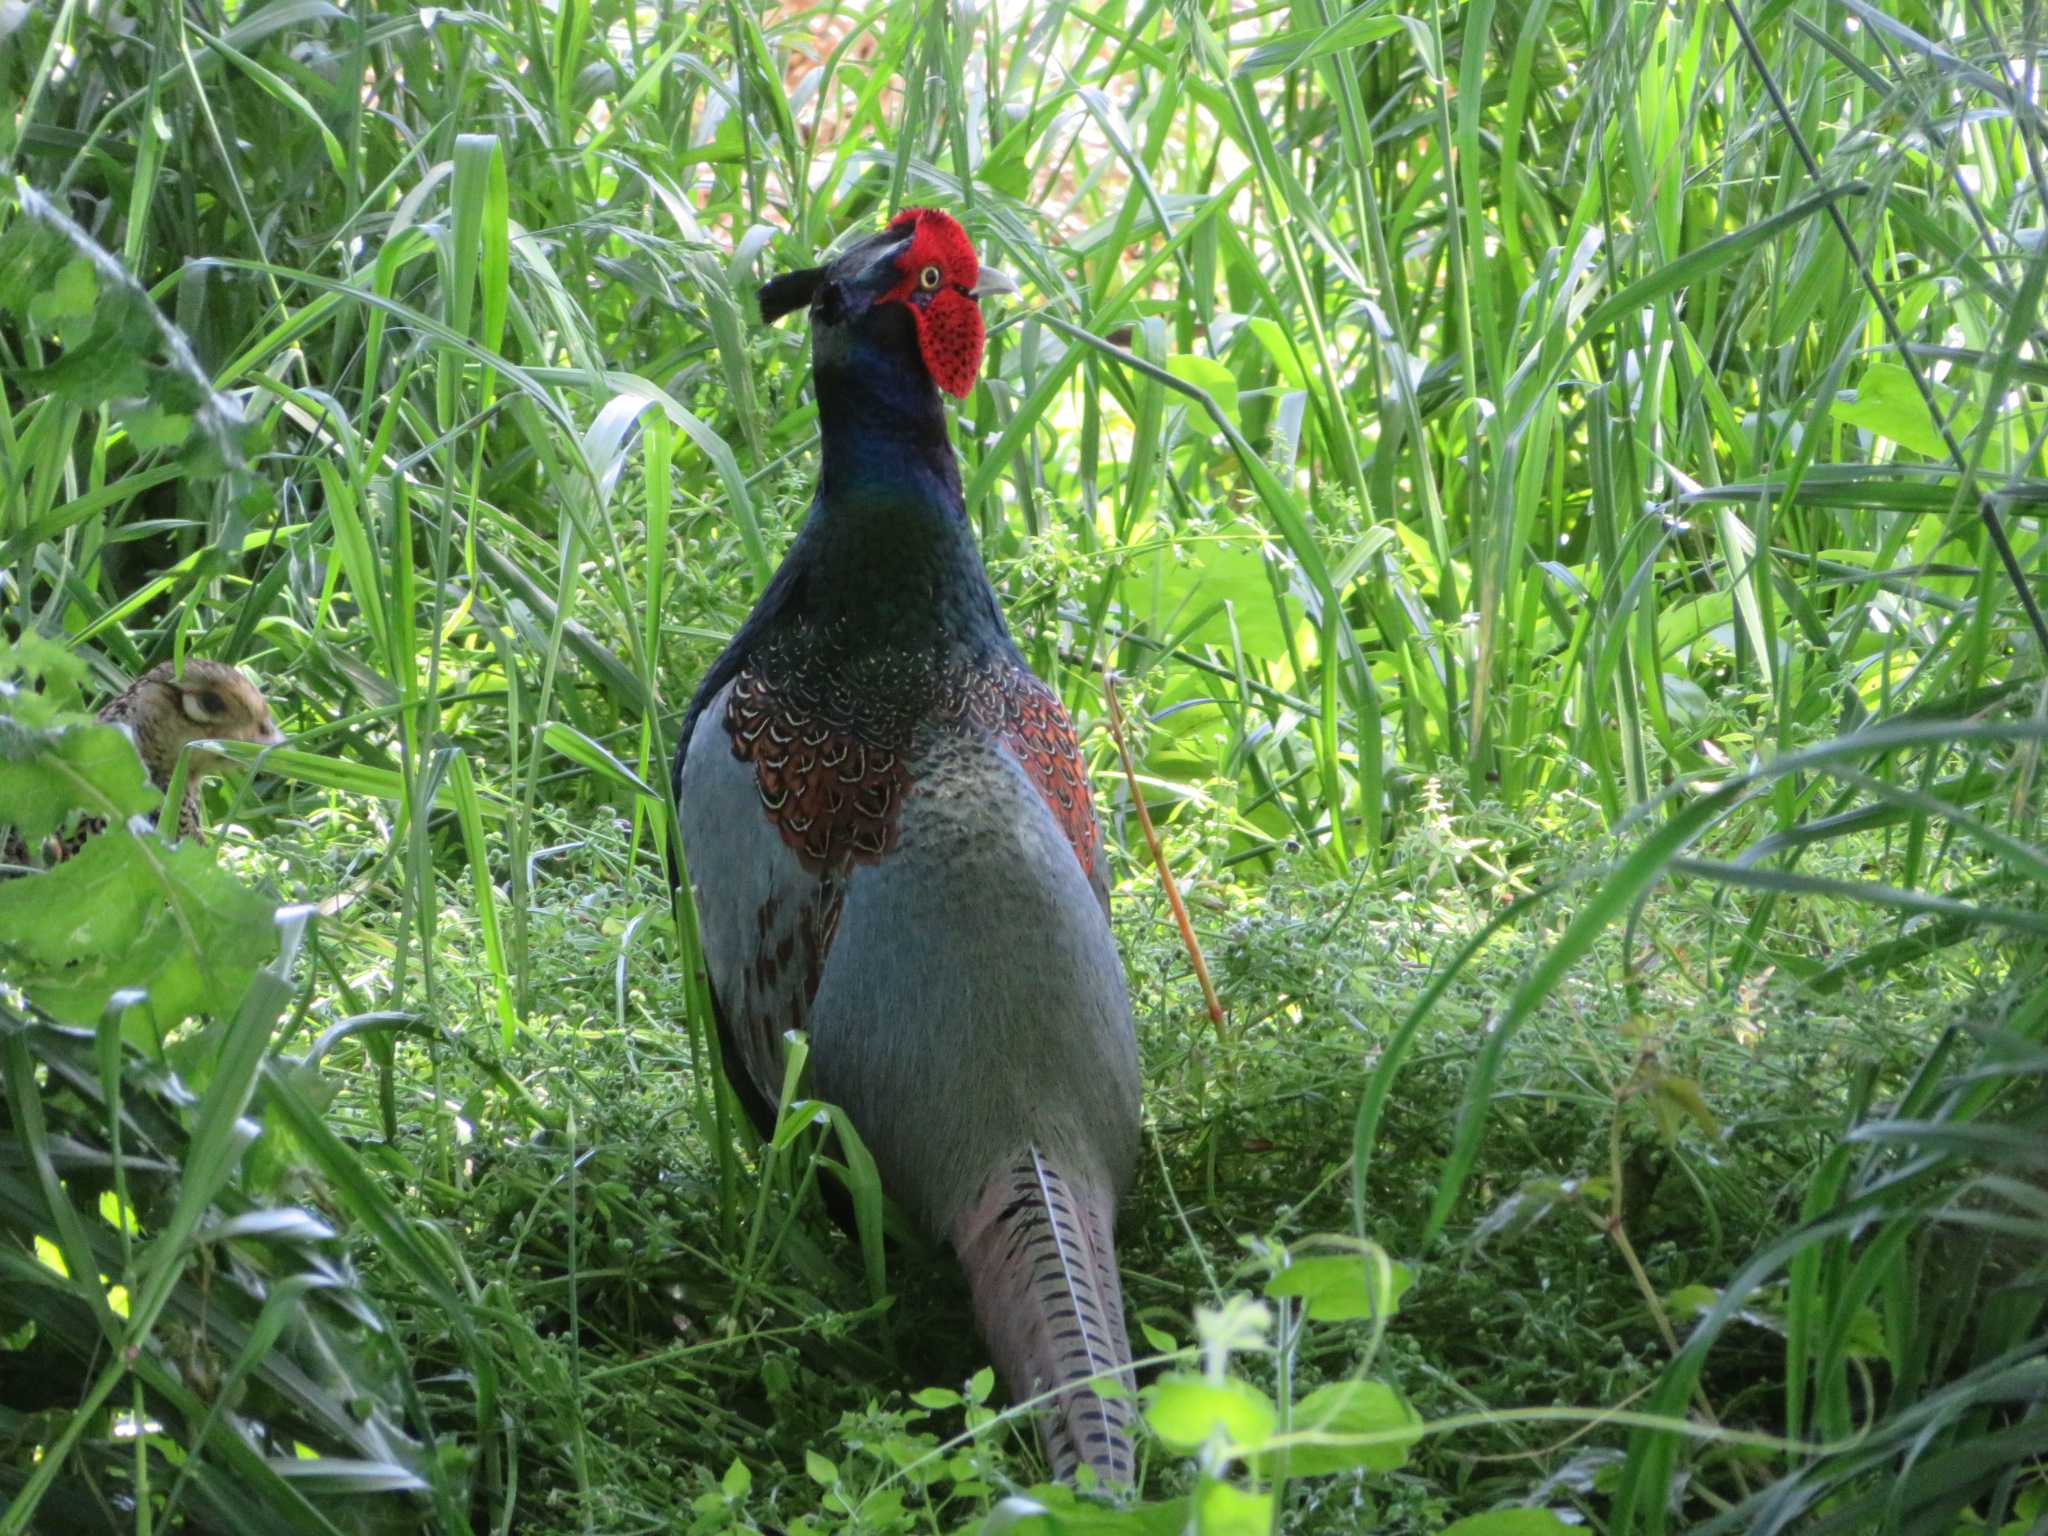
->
(675, 676), (846, 1136)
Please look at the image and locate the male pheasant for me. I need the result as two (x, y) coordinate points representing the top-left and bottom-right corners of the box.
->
(2, 658), (285, 873)
(673, 209), (1141, 1484)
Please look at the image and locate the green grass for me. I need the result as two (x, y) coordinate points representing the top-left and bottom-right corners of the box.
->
(3, 0), (2046, 1531)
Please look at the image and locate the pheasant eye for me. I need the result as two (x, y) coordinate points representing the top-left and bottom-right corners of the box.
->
(919, 264), (942, 291)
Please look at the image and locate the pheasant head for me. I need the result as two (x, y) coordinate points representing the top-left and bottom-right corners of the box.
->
(102, 658), (286, 790)
(758, 207), (1017, 400)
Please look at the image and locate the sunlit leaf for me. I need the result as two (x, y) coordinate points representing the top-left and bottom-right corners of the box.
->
(1263, 1252), (1415, 1323)
(1256, 1378), (1422, 1475)
(0, 829), (277, 1036)
(1834, 363), (1972, 459)
(1146, 1374), (1277, 1453)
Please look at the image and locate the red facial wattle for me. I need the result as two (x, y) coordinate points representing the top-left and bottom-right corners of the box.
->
(884, 207), (988, 399)
(911, 290), (986, 399)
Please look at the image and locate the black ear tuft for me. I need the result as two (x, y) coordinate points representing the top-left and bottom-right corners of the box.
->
(758, 267), (826, 324)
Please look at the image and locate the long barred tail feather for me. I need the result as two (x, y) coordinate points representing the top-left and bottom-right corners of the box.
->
(951, 1147), (1136, 1485)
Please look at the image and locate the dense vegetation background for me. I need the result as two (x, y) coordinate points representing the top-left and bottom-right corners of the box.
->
(2, 0), (2045, 1531)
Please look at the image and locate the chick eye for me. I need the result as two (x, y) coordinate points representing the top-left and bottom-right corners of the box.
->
(919, 264), (942, 291)
(180, 688), (226, 724)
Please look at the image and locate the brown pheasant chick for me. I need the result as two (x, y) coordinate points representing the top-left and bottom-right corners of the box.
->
(2, 658), (284, 874)
(101, 659), (287, 841)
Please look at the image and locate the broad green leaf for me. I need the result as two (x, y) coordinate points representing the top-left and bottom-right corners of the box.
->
(1656, 592), (1738, 657)
(1264, 1252), (1415, 1323)
(1243, 316), (1311, 389)
(1643, 1073), (1719, 1140)
(1193, 1480), (1273, 1536)
(1833, 363), (1973, 458)
(1660, 674), (1712, 731)
(120, 399), (195, 453)
(0, 636), (89, 726)
(1146, 1373), (1277, 1453)
(1837, 1306), (1887, 1361)
(33, 256), (98, 326)
(0, 829), (277, 1036)
(1667, 1284), (1719, 1322)
(1122, 525), (1292, 654)
(0, 720), (155, 845)
(1256, 1379), (1421, 1475)
(1165, 353), (1240, 425)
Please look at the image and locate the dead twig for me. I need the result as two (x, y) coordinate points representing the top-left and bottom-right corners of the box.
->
(1102, 671), (1226, 1039)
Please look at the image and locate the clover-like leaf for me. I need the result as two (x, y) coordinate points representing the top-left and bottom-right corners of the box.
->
(1264, 1251), (1415, 1323)
(1256, 1378), (1422, 1476)
(1146, 1373), (1278, 1455)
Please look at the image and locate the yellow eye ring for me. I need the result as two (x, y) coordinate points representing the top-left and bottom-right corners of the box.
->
(919, 264), (942, 291)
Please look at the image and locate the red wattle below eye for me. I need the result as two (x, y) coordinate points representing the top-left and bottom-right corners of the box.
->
(914, 291), (986, 397)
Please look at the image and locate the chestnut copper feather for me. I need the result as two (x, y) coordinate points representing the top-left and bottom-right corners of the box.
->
(728, 645), (1100, 882)
(976, 671), (1100, 880)
(727, 663), (912, 874)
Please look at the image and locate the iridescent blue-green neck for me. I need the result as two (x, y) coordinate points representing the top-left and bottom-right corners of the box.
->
(800, 327), (1004, 648)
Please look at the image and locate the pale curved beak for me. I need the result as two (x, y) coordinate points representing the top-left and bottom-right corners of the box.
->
(970, 267), (1019, 299)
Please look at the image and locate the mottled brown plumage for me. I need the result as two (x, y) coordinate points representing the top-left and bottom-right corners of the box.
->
(1, 658), (284, 872)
